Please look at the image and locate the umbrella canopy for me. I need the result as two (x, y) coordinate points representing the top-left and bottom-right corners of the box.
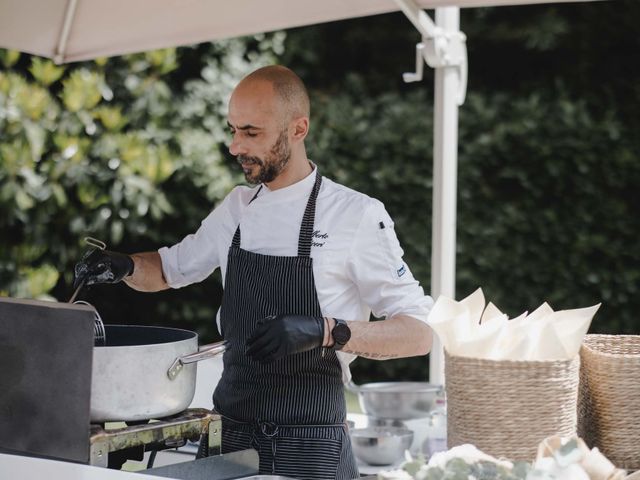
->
(0, 0), (593, 63)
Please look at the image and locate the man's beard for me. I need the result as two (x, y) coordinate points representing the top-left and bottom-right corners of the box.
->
(237, 130), (291, 185)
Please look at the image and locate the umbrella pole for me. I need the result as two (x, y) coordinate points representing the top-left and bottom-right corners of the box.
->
(430, 7), (462, 386)
(395, 1), (467, 385)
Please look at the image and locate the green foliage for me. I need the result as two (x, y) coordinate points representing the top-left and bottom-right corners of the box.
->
(308, 82), (639, 382)
(0, 49), (20, 68)
(456, 90), (640, 335)
(29, 57), (65, 86)
(0, 36), (282, 341)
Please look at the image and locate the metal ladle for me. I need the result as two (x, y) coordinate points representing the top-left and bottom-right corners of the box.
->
(73, 300), (106, 346)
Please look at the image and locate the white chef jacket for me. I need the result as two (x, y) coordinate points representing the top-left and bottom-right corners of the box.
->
(159, 165), (433, 382)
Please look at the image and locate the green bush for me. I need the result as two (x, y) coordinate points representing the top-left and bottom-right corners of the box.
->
(0, 37), (282, 340)
(307, 83), (639, 382)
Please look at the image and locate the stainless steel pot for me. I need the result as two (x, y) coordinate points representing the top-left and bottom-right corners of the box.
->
(91, 325), (225, 422)
(347, 381), (443, 420)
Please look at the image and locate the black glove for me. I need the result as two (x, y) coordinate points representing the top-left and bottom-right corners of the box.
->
(245, 314), (325, 363)
(73, 249), (134, 288)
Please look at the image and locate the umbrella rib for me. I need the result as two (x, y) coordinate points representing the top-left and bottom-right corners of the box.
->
(394, 0), (439, 39)
(55, 0), (79, 64)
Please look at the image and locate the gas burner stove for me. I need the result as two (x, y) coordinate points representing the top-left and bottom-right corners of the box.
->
(89, 408), (221, 468)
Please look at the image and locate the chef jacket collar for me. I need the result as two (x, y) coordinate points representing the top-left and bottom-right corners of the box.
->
(255, 161), (318, 205)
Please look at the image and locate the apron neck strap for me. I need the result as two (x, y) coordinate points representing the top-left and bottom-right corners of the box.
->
(231, 169), (322, 258)
(231, 186), (262, 248)
(297, 169), (322, 257)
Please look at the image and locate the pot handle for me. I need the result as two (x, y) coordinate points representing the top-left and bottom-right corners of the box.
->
(167, 340), (227, 380)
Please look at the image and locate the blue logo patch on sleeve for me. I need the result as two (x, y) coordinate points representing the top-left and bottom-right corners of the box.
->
(397, 265), (406, 277)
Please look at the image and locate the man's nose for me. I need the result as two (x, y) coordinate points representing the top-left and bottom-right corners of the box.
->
(228, 135), (246, 157)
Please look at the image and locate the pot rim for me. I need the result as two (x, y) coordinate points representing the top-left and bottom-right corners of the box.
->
(356, 381), (442, 393)
(351, 426), (414, 437)
(95, 324), (198, 349)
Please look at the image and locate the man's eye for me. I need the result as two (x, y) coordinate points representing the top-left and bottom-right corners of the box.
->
(246, 131), (258, 138)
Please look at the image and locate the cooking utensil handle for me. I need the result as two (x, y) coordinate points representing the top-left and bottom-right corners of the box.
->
(84, 237), (106, 250)
(167, 341), (227, 380)
(68, 278), (86, 303)
(68, 237), (106, 303)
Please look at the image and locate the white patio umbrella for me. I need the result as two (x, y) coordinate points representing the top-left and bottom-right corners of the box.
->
(0, 0), (592, 64)
(0, 0), (600, 384)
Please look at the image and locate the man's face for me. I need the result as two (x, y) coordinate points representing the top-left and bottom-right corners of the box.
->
(227, 80), (292, 185)
(236, 129), (291, 185)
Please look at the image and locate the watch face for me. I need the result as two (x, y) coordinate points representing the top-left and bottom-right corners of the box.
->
(332, 322), (351, 345)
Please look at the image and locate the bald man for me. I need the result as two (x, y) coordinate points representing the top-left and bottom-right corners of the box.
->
(74, 65), (434, 479)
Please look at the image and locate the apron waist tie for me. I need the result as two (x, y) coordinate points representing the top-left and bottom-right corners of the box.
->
(222, 414), (347, 475)
(252, 420), (279, 474)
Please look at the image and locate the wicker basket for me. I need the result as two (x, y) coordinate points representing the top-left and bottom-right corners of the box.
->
(445, 350), (580, 461)
(578, 334), (640, 470)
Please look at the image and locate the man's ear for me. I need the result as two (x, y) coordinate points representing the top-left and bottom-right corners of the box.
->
(290, 116), (309, 142)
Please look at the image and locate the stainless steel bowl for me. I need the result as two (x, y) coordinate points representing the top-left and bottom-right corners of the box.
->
(366, 417), (407, 429)
(350, 426), (414, 466)
(347, 381), (443, 420)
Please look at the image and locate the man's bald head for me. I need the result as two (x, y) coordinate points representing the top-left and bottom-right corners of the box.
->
(238, 65), (310, 122)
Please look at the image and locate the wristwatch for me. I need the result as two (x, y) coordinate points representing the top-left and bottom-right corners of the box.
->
(331, 318), (351, 350)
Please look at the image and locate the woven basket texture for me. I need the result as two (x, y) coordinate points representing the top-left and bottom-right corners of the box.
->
(445, 350), (580, 461)
(578, 334), (640, 470)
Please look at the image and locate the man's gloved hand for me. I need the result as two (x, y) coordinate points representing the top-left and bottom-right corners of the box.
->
(245, 314), (325, 363)
(73, 249), (134, 289)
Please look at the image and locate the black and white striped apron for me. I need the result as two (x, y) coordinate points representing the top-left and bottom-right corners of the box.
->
(212, 170), (359, 480)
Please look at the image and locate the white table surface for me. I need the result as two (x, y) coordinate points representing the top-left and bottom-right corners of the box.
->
(0, 452), (181, 480)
